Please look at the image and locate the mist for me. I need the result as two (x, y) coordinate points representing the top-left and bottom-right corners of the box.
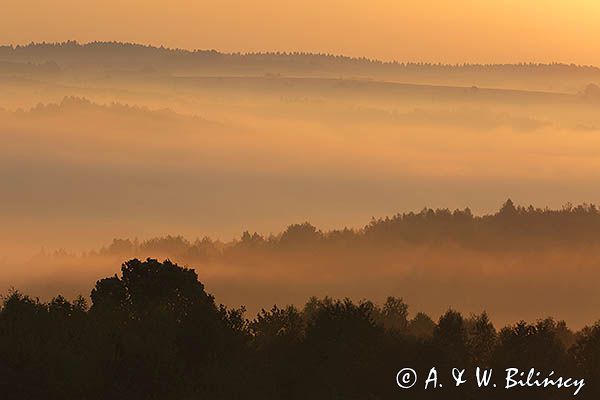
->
(2, 42), (600, 327)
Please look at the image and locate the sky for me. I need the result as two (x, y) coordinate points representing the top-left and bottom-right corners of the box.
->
(3, 0), (600, 65)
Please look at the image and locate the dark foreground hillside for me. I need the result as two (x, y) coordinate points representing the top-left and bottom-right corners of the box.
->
(1, 258), (599, 399)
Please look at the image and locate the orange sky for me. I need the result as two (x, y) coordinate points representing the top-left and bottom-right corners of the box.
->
(3, 0), (600, 65)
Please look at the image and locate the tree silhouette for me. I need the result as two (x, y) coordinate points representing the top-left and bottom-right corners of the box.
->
(1, 258), (599, 399)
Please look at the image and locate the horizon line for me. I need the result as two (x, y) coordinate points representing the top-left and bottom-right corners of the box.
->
(2, 40), (600, 70)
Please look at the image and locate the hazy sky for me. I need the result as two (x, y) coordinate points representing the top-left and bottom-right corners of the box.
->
(3, 0), (600, 65)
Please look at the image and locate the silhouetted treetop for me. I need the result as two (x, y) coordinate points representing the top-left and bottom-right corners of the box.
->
(91, 258), (216, 323)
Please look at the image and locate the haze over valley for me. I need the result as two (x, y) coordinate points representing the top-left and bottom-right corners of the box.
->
(2, 42), (600, 327)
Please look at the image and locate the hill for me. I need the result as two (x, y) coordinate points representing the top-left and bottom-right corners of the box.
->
(2, 41), (600, 92)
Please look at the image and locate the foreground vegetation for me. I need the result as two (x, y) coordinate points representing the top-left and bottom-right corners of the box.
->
(1, 258), (599, 399)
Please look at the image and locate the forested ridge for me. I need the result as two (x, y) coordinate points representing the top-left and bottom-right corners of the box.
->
(3, 41), (600, 94)
(3, 41), (599, 70)
(89, 200), (600, 263)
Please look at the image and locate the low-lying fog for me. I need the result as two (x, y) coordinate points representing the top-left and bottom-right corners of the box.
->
(2, 45), (600, 327)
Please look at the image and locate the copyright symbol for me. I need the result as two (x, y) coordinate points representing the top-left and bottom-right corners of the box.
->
(396, 368), (417, 389)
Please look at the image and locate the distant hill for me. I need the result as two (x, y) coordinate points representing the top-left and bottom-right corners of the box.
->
(1, 41), (600, 92)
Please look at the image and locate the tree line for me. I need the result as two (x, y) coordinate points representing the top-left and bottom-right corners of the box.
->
(1, 257), (599, 399)
(80, 200), (600, 266)
(3, 41), (599, 74)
